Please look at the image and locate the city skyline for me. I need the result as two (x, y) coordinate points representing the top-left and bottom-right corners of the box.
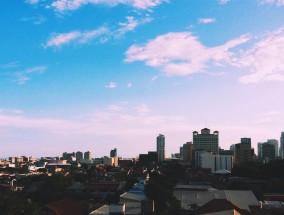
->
(1, 0), (284, 157)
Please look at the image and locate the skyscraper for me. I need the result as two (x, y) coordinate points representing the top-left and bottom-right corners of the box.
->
(84, 151), (91, 160)
(193, 128), (219, 154)
(241, 138), (251, 145)
(261, 142), (275, 159)
(75, 151), (83, 160)
(267, 139), (279, 157)
(157, 134), (165, 162)
(182, 142), (193, 163)
(280, 132), (284, 158)
(235, 138), (253, 163)
(110, 148), (117, 157)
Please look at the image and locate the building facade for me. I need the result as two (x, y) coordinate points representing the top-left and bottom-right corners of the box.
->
(193, 128), (219, 154)
(157, 134), (165, 162)
(261, 142), (275, 159)
(280, 132), (284, 158)
(234, 140), (253, 164)
(110, 148), (117, 157)
(75, 151), (83, 160)
(84, 151), (91, 160)
(267, 139), (279, 157)
(195, 151), (233, 172)
(182, 142), (193, 163)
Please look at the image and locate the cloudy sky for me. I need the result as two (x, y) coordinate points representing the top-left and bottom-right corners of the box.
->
(1, 0), (284, 158)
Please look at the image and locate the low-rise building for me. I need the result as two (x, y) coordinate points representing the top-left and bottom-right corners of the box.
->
(195, 151), (233, 172)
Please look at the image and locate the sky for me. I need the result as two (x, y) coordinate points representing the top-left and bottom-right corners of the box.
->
(1, 0), (284, 158)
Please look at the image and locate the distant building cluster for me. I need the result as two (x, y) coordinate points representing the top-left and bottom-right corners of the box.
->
(1, 128), (284, 176)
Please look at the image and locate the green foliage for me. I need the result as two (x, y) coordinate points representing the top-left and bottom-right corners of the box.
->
(232, 160), (284, 179)
(144, 162), (186, 215)
(105, 192), (120, 205)
(0, 191), (43, 215)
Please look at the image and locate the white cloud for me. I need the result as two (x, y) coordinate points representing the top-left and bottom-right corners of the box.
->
(115, 16), (153, 38)
(258, 0), (284, 6)
(107, 105), (123, 112)
(127, 82), (133, 88)
(218, 0), (230, 4)
(45, 16), (150, 48)
(198, 18), (216, 24)
(237, 28), (284, 83)
(105, 82), (117, 88)
(25, 0), (41, 4)
(125, 32), (250, 76)
(135, 103), (150, 114)
(79, 27), (110, 43)
(21, 16), (46, 25)
(116, 16), (139, 37)
(125, 27), (284, 84)
(50, 0), (168, 12)
(13, 66), (47, 85)
(45, 31), (81, 47)
(0, 62), (20, 69)
(45, 27), (109, 48)
(0, 105), (185, 138)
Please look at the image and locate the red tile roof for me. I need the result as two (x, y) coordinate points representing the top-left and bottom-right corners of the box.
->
(44, 198), (86, 215)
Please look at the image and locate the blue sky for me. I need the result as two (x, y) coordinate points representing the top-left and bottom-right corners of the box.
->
(1, 0), (284, 158)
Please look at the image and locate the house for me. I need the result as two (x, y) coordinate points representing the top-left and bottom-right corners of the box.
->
(174, 188), (260, 213)
(42, 198), (86, 215)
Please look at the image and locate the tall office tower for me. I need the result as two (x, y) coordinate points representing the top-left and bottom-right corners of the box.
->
(258, 142), (265, 159)
(110, 148), (117, 157)
(76, 151), (83, 160)
(280, 132), (284, 158)
(267, 139), (279, 157)
(234, 139), (253, 164)
(84, 151), (91, 160)
(241, 138), (251, 145)
(179, 146), (184, 160)
(193, 128), (219, 154)
(261, 142), (275, 159)
(182, 142), (193, 163)
(157, 134), (165, 162)
(230, 144), (235, 153)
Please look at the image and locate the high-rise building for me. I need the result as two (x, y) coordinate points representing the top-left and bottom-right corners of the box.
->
(62, 152), (75, 161)
(182, 142), (193, 163)
(75, 151), (83, 160)
(157, 134), (165, 162)
(84, 151), (91, 160)
(179, 146), (184, 160)
(280, 132), (284, 158)
(230, 144), (235, 153)
(258, 142), (265, 158)
(261, 142), (275, 159)
(267, 139), (279, 157)
(193, 128), (219, 154)
(110, 148), (117, 157)
(241, 138), (251, 145)
(234, 139), (253, 164)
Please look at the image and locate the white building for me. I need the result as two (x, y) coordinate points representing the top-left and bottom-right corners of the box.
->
(195, 151), (233, 172)
(103, 156), (118, 167)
